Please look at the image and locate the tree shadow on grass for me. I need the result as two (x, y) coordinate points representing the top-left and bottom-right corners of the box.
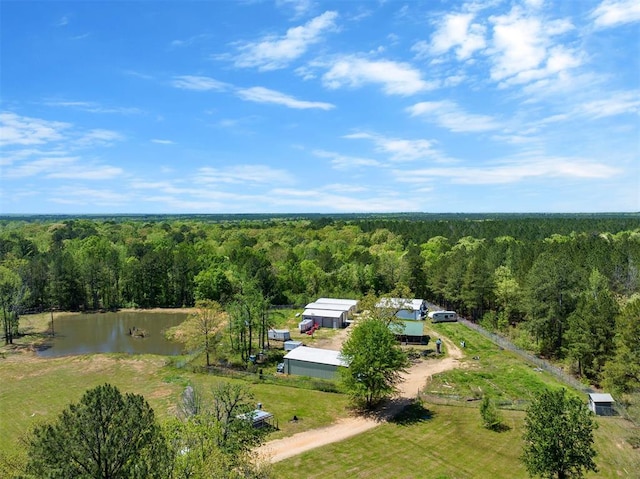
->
(389, 399), (435, 426)
(487, 422), (511, 433)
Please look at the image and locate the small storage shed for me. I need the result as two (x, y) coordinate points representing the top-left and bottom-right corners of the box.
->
(302, 308), (346, 329)
(298, 319), (314, 333)
(268, 329), (291, 341)
(283, 346), (349, 379)
(588, 393), (615, 416)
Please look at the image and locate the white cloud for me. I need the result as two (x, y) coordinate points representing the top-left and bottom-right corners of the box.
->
(75, 129), (124, 147)
(237, 86), (334, 110)
(0, 112), (69, 146)
(195, 165), (296, 185)
(268, 188), (415, 212)
(313, 149), (383, 169)
(51, 187), (129, 206)
(47, 165), (124, 180)
(276, 0), (315, 18)
(423, 12), (486, 60)
(321, 56), (436, 95)
(580, 91), (640, 118)
(396, 157), (620, 185)
(343, 132), (440, 162)
(43, 100), (141, 115)
(151, 139), (175, 145)
(4, 156), (77, 178)
(171, 75), (228, 91)
(591, 0), (640, 28)
(233, 11), (338, 71)
(170, 34), (211, 49)
(4, 156), (123, 180)
(407, 100), (501, 132)
(488, 7), (579, 86)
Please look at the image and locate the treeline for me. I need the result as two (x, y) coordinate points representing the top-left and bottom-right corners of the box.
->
(1, 215), (639, 387)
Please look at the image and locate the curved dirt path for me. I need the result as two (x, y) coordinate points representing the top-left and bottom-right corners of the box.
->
(257, 335), (463, 463)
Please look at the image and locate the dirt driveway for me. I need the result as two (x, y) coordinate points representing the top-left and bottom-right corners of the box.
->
(257, 335), (463, 463)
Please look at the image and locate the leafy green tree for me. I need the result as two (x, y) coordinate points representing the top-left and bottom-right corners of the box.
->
(0, 264), (26, 345)
(167, 382), (270, 479)
(565, 269), (618, 380)
(26, 384), (171, 479)
(181, 300), (226, 367)
(522, 389), (598, 479)
(603, 295), (640, 393)
(340, 318), (409, 409)
(523, 253), (578, 357)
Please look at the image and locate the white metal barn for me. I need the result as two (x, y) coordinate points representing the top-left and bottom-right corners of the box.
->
(302, 308), (346, 329)
(315, 298), (359, 313)
(283, 346), (349, 379)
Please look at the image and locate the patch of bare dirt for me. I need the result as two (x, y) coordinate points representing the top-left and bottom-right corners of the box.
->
(257, 340), (463, 463)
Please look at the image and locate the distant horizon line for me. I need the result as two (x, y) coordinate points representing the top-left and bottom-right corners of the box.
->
(1, 211), (638, 218)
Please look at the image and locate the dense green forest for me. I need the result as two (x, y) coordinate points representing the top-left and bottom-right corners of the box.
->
(1, 214), (639, 388)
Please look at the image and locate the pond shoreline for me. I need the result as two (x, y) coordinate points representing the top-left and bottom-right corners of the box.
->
(3, 308), (194, 359)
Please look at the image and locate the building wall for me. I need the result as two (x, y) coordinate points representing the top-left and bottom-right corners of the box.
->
(284, 359), (339, 379)
(302, 313), (344, 328)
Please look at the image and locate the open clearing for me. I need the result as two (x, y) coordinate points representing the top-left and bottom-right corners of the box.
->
(2, 314), (638, 478)
(258, 338), (463, 463)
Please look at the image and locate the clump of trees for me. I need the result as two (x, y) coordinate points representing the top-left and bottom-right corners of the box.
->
(167, 382), (271, 478)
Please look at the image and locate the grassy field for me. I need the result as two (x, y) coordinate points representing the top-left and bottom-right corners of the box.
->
(424, 322), (571, 404)
(0, 311), (351, 458)
(2, 312), (638, 478)
(271, 402), (640, 479)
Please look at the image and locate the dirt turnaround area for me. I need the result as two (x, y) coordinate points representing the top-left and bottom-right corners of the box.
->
(257, 336), (463, 463)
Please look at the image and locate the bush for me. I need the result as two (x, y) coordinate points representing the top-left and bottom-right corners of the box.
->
(479, 395), (504, 431)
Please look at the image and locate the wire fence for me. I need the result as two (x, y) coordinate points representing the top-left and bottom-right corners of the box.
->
(457, 318), (592, 394)
(456, 318), (639, 426)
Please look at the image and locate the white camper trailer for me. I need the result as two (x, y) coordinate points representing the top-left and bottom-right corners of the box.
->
(428, 310), (458, 323)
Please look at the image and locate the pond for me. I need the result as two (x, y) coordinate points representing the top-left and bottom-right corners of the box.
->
(37, 311), (189, 358)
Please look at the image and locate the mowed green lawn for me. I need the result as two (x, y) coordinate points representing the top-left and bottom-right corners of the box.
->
(272, 403), (640, 479)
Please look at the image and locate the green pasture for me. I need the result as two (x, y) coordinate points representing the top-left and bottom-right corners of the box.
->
(2, 312), (638, 478)
(272, 402), (639, 479)
(0, 311), (351, 457)
(425, 322), (570, 404)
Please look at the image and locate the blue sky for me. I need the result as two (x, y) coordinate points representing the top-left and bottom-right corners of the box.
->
(1, 0), (639, 214)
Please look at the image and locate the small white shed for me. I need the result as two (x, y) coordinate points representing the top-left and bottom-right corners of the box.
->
(588, 393), (615, 416)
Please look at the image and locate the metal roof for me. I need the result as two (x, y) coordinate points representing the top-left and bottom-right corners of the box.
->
(284, 346), (349, 367)
(305, 302), (351, 312)
(316, 298), (359, 307)
(377, 297), (425, 311)
(302, 308), (345, 318)
(588, 393), (615, 403)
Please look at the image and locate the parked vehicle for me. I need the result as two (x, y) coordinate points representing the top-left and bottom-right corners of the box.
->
(428, 310), (458, 323)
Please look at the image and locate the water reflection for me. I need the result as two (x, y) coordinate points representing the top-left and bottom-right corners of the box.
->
(37, 311), (188, 357)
